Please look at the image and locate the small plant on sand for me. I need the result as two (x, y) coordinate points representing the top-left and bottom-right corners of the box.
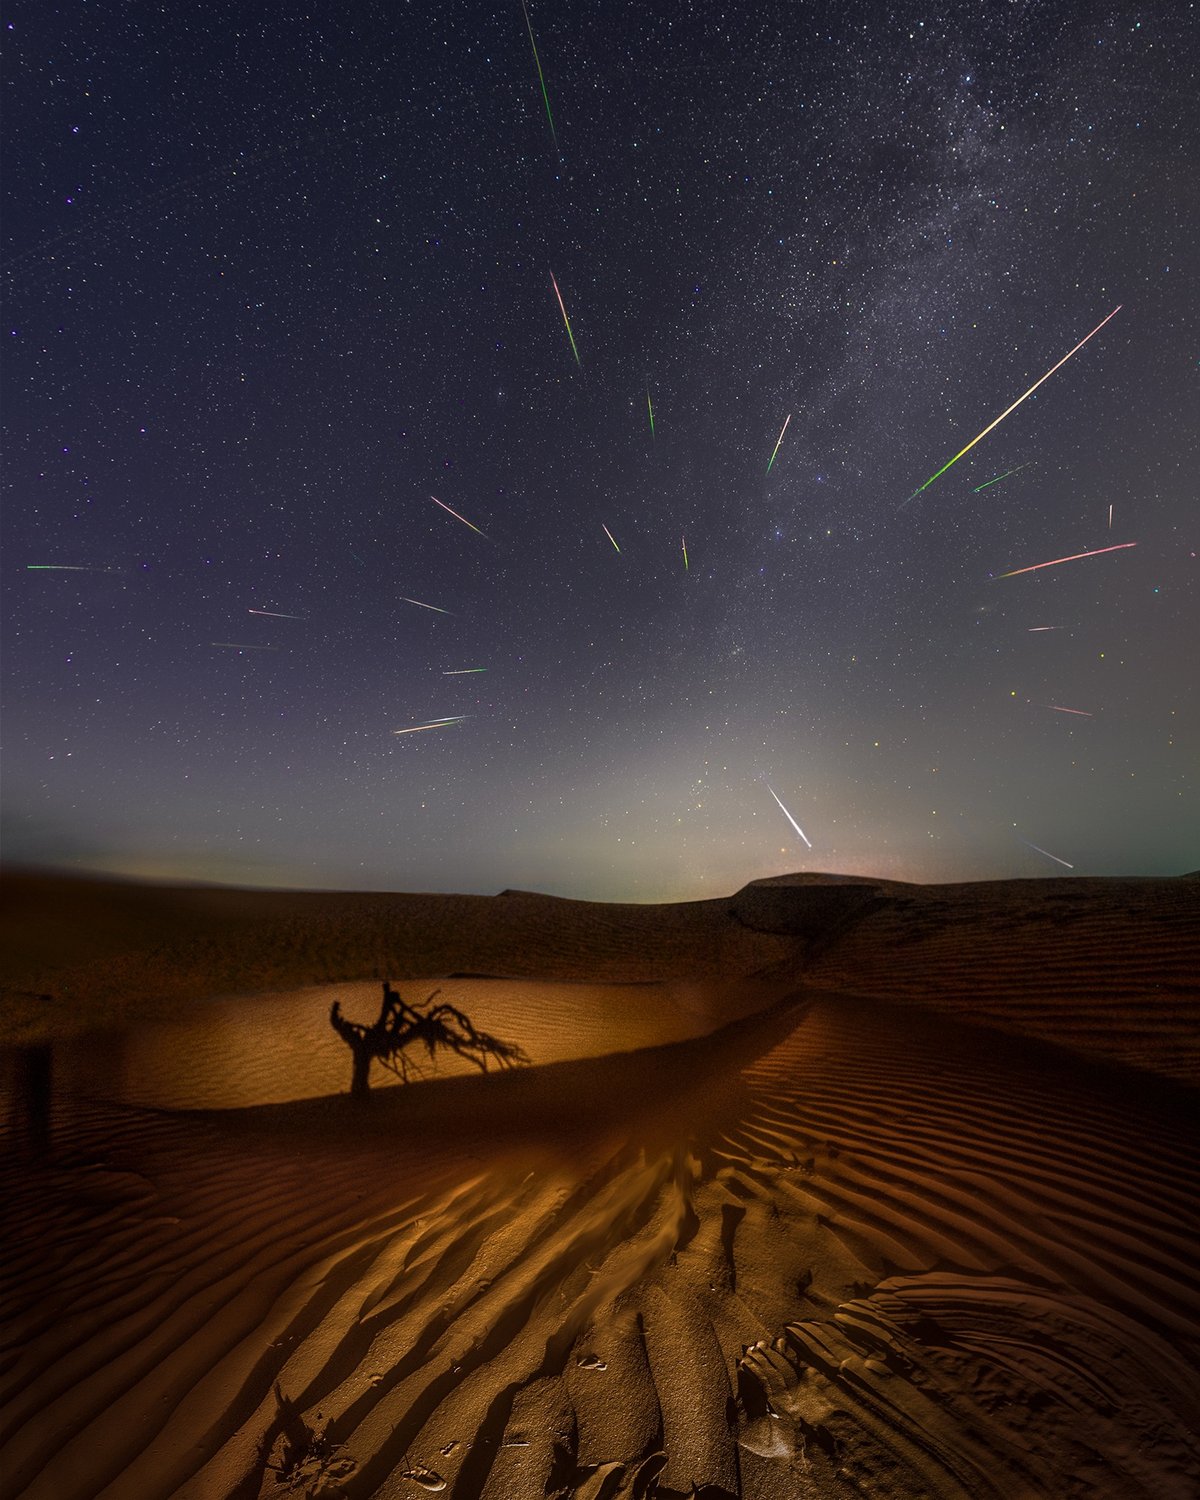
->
(263, 1384), (356, 1493)
(329, 980), (530, 1097)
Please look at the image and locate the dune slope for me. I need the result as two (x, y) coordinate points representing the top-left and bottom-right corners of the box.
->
(3, 991), (1198, 1500)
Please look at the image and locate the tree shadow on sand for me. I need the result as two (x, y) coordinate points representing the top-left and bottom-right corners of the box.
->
(329, 981), (530, 1098)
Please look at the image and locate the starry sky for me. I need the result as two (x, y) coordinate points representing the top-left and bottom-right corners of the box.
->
(3, 0), (1197, 900)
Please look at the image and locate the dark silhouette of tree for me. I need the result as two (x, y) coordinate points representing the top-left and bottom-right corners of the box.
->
(329, 981), (530, 1097)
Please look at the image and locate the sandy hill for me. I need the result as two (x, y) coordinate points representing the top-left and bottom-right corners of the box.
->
(2, 867), (1196, 1086)
(2, 866), (1198, 1499)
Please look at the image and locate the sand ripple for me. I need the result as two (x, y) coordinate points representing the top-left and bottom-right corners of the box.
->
(3, 993), (1198, 1499)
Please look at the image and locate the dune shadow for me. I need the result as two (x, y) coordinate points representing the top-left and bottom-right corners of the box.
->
(193, 991), (814, 1163)
(3, 1044), (53, 1158)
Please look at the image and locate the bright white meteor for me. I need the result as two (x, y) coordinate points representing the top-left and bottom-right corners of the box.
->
(1018, 836), (1074, 870)
(765, 783), (812, 848)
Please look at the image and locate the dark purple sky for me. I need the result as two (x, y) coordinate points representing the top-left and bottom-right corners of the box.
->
(4, 0), (1196, 897)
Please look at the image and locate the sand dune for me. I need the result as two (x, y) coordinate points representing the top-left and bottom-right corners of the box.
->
(3, 870), (1195, 1088)
(0, 871), (802, 1046)
(738, 872), (1200, 1086)
(2, 870), (1198, 1498)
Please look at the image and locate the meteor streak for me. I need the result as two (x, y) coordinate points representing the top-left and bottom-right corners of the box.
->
(905, 305), (1122, 504)
(26, 563), (111, 571)
(1108, 503), (1113, 529)
(766, 413), (791, 473)
(681, 535), (688, 571)
(430, 494), (487, 537)
(602, 524), (620, 553)
(765, 783), (812, 848)
(1018, 837), (1074, 870)
(248, 608), (304, 619)
(442, 668), (487, 675)
(392, 716), (468, 736)
(519, 0), (558, 153)
(212, 642), (277, 651)
(973, 462), (1033, 493)
(994, 541), (1136, 579)
(401, 596), (452, 614)
(1047, 705), (1093, 716)
(647, 390), (655, 439)
(550, 270), (580, 366)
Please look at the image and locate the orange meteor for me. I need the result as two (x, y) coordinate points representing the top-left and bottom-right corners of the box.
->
(993, 541), (1136, 579)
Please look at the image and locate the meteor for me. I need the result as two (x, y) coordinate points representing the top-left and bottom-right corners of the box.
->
(1108, 503), (1113, 529)
(212, 642), (277, 651)
(647, 390), (655, 439)
(973, 462), (1033, 493)
(392, 716), (468, 736)
(681, 535), (688, 571)
(442, 668), (487, 675)
(401, 596), (452, 614)
(248, 608), (304, 619)
(549, 270), (580, 366)
(519, 0), (559, 153)
(26, 563), (111, 571)
(905, 305), (1122, 504)
(1046, 705), (1093, 716)
(430, 494), (487, 537)
(1018, 837), (1074, 870)
(602, 524), (620, 553)
(765, 783), (812, 848)
(766, 413), (791, 473)
(993, 541), (1136, 579)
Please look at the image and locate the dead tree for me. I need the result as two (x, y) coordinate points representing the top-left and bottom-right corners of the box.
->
(329, 981), (529, 1098)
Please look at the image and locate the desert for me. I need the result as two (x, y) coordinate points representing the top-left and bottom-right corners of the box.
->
(2, 868), (1198, 1499)
(8, 0), (1199, 1494)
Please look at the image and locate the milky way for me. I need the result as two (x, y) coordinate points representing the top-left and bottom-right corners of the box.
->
(3, 1), (1196, 897)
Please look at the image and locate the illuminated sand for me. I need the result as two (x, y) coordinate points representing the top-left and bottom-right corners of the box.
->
(2, 870), (1198, 1498)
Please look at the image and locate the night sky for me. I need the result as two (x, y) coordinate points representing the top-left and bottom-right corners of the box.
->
(4, 1), (1197, 900)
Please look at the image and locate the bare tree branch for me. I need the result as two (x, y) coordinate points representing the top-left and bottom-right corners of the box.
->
(329, 982), (529, 1096)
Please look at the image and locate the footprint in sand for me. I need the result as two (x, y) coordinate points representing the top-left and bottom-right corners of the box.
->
(400, 1464), (446, 1491)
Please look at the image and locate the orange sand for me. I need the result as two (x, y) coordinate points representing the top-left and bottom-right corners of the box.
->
(2, 869), (1198, 1498)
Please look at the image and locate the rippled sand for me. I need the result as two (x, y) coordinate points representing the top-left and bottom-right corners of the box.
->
(2, 870), (1198, 1498)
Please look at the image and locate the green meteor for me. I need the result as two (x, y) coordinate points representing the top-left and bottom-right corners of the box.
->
(392, 716), (468, 736)
(905, 305), (1121, 506)
(520, 0), (559, 154)
(973, 461), (1033, 493)
(766, 412), (791, 473)
(647, 390), (655, 439)
(682, 535), (688, 570)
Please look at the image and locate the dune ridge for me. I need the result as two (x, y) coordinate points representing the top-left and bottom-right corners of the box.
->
(738, 873), (1200, 1086)
(0, 871), (800, 1047)
(4, 871), (1197, 1096)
